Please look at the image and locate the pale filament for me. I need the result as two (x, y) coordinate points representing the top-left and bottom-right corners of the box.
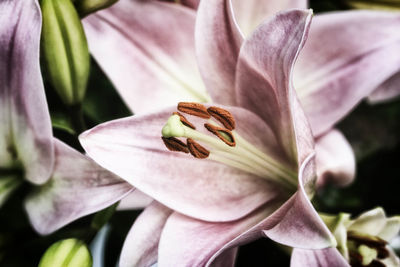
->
(162, 113), (298, 191)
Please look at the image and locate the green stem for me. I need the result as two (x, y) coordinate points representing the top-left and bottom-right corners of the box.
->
(90, 202), (119, 231)
(69, 104), (86, 134)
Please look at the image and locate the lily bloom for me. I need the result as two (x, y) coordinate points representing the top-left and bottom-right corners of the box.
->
(168, 0), (400, 104)
(0, 0), (134, 234)
(83, 0), (400, 187)
(80, 8), (340, 266)
(292, 208), (400, 267)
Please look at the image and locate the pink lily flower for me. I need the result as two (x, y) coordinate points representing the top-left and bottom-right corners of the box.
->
(80, 8), (340, 266)
(292, 208), (400, 267)
(169, 0), (400, 104)
(82, 0), (400, 188)
(0, 0), (134, 234)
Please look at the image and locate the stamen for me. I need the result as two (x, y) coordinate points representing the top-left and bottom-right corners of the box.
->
(178, 102), (211, 119)
(349, 251), (363, 266)
(347, 231), (387, 248)
(161, 105), (298, 192)
(162, 137), (189, 153)
(187, 138), (210, 159)
(173, 112), (195, 129)
(368, 260), (385, 267)
(376, 247), (389, 259)
(207, 106), (235, 130)
(204, 123), (235, 147)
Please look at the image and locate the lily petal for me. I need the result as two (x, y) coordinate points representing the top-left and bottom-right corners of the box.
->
(25, 139), (133, 235)
(315, 129), (355, 188)
(120, 201), (172, 267)
(291, 248), (350, 267)
(382, 249), (400, 266)
(158, 154), (335, 267)
(209, 248), (238, 267)
(235, 9), (314, 163)
(79, 106), (284, 222)
(181, 0), (200, 9)
(0, 0), (54, 184)
(83, 0), (208, 114)
(378, 217), (400, 242)
(231, 0), (307, 37)
(117, 189), (153, 211)
(262, 153), (336, 249)
(294, 11), (400, 136)
(347, 207), (387, 236)
(158, 201), (282, 267)
(195, 0), (243, 105)
(368, 71), (400, 103)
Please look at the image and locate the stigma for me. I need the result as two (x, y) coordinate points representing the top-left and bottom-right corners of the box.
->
(161, 102), (298, 191)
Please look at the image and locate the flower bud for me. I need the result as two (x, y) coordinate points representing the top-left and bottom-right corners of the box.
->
(343, 0), (400, 10)
(75, 0), (119, 17)
(39, 239), (92, 267)
(40, 0), (90, 106)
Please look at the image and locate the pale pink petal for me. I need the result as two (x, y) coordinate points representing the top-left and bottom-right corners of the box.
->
(209, 248), (238, 267)
(120, 202), (172, 267)
(294, 11), (400, 136)
(235, 9), (314, 163)
(0, 0), (54, 184)
(181, 0), (199, 9)
(195, 0), (243, 105)
(368, 71), (400, 103)
(291, 248), (350, 267)
(83, 0), (209, 114)
(25, 139), (133, 235)
(262, 153), (336, 249)
(158, 201), (283, 267)
(158, 154), (335, 267)
(315, 129), (355, 188)
(231, 0), (307, 37)
(80, 106), (285, 222)
(117, 189), (153, 210)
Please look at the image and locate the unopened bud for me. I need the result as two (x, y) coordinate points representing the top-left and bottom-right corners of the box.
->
(40, 0), (90, 106)
(39, 239), (92, 267)
(344, 0), (400, 11)
(75, 0), (119, 17)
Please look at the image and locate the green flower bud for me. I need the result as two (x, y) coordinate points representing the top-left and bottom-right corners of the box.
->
(39, 239), (92, 267)
(40, 0), (90, 106)
(343, 0), (400, 11)
(75, 0), (119, 17)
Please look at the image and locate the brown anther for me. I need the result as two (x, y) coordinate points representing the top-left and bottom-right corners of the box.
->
(204, 123), (235, 147)
(367, 260), (385, 267)
(376, 246), (390, 259)
(207, 106), (236, 130)
(177, 102), (211, 119)
(173, 112), (195, 129)
(349, 251), (363, 267)
(162, 137), (189, 153)
(187, 138), (209, 159)
(347, 231), (387, 248)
